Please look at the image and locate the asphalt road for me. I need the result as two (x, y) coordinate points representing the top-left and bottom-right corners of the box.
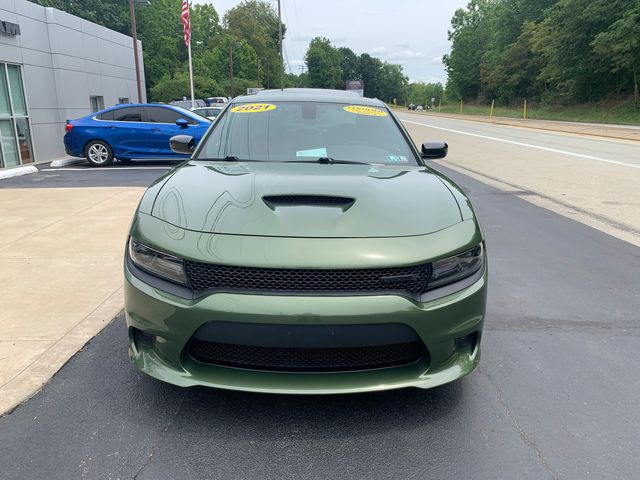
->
(399, 112), (640, 248)
(1, 121), (639, 479)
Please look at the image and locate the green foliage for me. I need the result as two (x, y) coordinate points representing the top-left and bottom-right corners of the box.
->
(223, 0), (285, 89)
(338, 47), (360, 85)
(443, 0), (492, 101)
(36, 0), (282, 101)
(407, 83), (445, 107)
(32, 0), (130, 34)
(444, 0), (640, 105)
(592, 2), (640, 100)
(150, 72), (221, 101)
(305, 38), (343, 89)
(136, 0), (185, 96)
(303, 39), (409, 102)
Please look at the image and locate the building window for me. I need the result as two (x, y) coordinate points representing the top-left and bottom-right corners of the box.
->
(118, 97), (130, 104)
(0, 63), (33, 168)
(90, 96), (104, 113)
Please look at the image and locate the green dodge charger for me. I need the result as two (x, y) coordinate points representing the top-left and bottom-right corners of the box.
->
(124, 88), (487, 394)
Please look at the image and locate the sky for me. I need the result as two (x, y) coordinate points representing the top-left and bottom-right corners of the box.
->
(192, 0), (469, 84)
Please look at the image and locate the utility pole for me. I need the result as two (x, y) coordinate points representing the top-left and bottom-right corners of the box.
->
(229, 44), (234, 98)
(278, 0), (283, 90)
(228, 41), (241, 98)
(128, 0), (147, 103)
(266, 60), (270, 89)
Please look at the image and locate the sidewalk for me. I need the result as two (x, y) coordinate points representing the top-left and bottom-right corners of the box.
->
(399, 110), (640, 142)
(0, 186), (144, 414)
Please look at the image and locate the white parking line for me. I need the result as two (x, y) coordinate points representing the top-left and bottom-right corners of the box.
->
(401, 119), (640, 170)
(42, 167), (172, 171)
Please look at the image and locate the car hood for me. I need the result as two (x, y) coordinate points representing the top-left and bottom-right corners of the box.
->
(150, 161), (463, 238)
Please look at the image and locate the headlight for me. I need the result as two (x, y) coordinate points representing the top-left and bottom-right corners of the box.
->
(128, 238), (188, 285)
(426, 244), (484, 290)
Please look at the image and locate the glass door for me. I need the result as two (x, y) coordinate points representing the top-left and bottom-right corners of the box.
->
(0, 63), (33, 168)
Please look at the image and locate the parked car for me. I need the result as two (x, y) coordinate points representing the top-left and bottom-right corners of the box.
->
(206, 96), (228, 106)
(191, 106), (224, 121)
(124, 89), (487, 394)
(408, 103), (416, 110)
(416, 105), (424, 111)
(64, 104), (211, 166)
(169, 99), (207, 110)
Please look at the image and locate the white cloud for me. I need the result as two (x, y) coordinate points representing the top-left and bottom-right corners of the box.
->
(370, 46), (388, 55)
(387, 49), (426, 61)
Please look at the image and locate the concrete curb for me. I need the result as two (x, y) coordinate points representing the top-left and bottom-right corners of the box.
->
(0, 165), (38, 180)
(50, 157), (84, 167)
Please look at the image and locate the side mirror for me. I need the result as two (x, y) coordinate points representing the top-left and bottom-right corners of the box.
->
(421, 141), (448, 160)
(169, 135), (195, 155)
(176, 118), (189, 129)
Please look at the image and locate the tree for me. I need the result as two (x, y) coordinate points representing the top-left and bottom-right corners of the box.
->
(442, 0), (492, 101)
(190, 3), (222, 54)
(203, 36), (260, 96)
(33, 0), (129, 34)
(150, 72), (221, 102)
(136, 0), (186, 92)
(407, 82), (445, 107)
(377, 63), (408, 103)
(592, 3), (640, 101)
(224, 1), (285, 88)
(359, 54), (383, 98)
(305, 37), (342, 89)
(338, 47), (361, 86)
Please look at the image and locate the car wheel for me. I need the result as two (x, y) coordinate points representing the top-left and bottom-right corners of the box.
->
(85, 140), (114, 167)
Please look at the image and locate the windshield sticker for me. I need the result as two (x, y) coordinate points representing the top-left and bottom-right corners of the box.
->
(296, 147), (327, 158)
(231, 103), (276, 113)
(387, 155), (409, 163)
(343, 105), (388, 117)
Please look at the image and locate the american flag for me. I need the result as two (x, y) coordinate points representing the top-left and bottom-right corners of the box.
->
(180, 0), (191, 47)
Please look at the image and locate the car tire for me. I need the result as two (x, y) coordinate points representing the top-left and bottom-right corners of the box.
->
(85, 140), (114, 167)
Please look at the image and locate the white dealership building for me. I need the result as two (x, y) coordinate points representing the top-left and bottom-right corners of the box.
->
(0, 0), (145, 169)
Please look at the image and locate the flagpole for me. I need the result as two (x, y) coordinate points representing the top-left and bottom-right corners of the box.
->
(187, 34), (195, 108)
(186, 0), (195, 108)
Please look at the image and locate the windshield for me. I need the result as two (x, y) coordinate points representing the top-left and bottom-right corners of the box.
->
(195, 101), (418, 165)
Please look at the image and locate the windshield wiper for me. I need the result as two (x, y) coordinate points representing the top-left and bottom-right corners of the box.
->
(196, 156), (261, 162)
(289, 157), (370, 165)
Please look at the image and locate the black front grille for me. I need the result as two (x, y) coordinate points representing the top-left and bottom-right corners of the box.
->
(184, 261), (431, 297)
(189, 340), (424, 372)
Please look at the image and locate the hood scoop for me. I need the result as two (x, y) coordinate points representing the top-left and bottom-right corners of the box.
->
(263, 195), (355, 211)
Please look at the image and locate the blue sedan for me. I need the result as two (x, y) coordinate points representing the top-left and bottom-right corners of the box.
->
(63, 103), (211, 167)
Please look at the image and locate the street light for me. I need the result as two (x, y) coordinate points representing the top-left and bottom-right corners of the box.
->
(229, 41), (242, 98)
(129, 0), (151, 103)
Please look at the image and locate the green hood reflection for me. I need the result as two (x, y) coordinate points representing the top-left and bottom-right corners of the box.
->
(151, 161), (463, 238)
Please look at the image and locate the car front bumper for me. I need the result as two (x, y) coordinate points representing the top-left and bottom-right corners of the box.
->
(124, 261), (487, 394)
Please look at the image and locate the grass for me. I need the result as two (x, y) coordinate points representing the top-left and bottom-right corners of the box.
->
(402, 99), (640, 125)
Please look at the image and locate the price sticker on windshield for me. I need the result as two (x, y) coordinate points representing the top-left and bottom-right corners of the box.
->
(231, 103), (277, 113)
(343, 105), (388, 117)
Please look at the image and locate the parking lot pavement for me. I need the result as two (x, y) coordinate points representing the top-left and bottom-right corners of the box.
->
(0, 161), (172, 413)
(1, 165), (638, 480)
(0, 159), (178, 189)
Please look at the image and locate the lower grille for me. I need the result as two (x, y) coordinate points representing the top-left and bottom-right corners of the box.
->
(188, 340), (424, 372)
